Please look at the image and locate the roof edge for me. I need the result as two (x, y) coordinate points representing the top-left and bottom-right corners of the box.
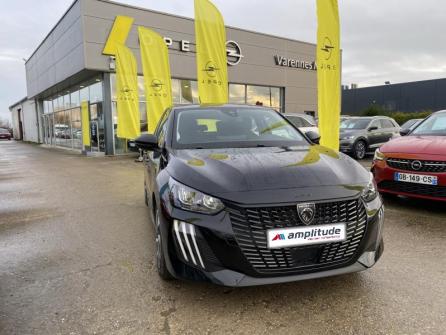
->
(27, 0), (316, 64)
(99, 0), (316, 46)
(9, 97), (29, 110)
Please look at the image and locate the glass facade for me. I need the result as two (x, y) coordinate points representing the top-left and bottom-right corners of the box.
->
(39, 73), (283, 155)
(110, 74), (283, 154)
(41, 77), (104, 151)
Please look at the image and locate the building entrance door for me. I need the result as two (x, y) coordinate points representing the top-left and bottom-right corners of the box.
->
(48, 114), (55, 145)
(89, 103), (105, 152)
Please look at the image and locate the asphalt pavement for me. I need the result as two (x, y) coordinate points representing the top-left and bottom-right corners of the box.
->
(0, 141), (445, 334)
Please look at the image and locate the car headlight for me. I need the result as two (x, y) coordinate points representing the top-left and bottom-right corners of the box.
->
(374, 149), (386, 161)
(361, 173), (378, 202)
(340, 136), (355, 141)
(169, 178), (224, 214)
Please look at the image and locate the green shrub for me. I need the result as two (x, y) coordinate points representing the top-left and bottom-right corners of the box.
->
(360, 106), (432, 125)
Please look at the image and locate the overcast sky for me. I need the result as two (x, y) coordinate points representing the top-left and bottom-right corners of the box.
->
(1, 0), (445, 121)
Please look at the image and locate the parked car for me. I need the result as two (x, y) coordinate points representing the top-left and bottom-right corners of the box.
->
(0, 128), (11, 140)
(340, 116), (400, 160)
(285, 113), (319, 134)
(135, 104), (384, 287)
(400, 118), (423, 131)
(372, 110), (446, 202)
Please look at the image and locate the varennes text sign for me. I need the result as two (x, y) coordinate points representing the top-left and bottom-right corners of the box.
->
(274, 55), (317, 71)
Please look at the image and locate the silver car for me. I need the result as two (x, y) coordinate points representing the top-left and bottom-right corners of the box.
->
(285, 114), (319, 134)
(340, 116), (400, 159)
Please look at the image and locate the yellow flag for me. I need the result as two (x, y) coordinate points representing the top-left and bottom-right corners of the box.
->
(103, 16), (134, 56)
(81, 100), (90, 148)
(194, 0), (228, 105)
(317, 0), (341, 151)
(138, 27), (173, 134)
(115, 44), (141, 139)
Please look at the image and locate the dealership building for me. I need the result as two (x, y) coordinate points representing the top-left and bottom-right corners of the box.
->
(10, 0), (319, 155)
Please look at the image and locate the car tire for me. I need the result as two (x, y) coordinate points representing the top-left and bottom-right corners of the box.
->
(154, 206), (174, 281)
(353, 140), (367, 160)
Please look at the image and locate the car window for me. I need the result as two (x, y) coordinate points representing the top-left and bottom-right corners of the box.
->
(173, 107), (308, 149)
(380, 119), (395, 128)
(340, 118), (372, 130)
(155, 109), (171, 146)
(369, 120), (381, 129)
(411, 113), (446, 136)
(401, 120), (415, 129)
(197, 119), (218, 132)
(0, 129), (9, 134)
(299, 117), (313, 127)
(287, 116), (304, 128)
(409, 120), (421, 130)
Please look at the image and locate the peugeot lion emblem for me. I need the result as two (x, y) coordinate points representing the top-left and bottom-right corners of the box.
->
(297, 203), (316, 225)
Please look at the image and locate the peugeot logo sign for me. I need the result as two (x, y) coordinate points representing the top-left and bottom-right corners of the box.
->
(297, 203), (316, 226)
(226, 40), (244, 66)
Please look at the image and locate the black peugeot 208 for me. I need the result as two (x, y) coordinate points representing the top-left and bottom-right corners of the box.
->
(136, 105), (384, 287)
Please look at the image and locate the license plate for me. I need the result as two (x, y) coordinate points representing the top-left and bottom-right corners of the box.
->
(394, 172), (438, 185)
(267, 224), (346, 249)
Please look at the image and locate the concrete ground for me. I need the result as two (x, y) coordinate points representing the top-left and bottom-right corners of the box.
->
(0, 141), (445, 335)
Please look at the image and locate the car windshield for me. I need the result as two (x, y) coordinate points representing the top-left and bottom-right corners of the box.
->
(401, 119), (421, 129)
(173, 107), (308, 149)
(340, 118), (371, 130)
(410, 113), (446, 136)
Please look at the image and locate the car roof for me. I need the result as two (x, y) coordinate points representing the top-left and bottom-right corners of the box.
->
(345, 116), (395, 120)
(172, 104), (275, 111)
(285, 113), (308, 117)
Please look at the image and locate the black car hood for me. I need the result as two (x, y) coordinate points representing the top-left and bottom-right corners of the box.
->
(167, 146), (370, 201)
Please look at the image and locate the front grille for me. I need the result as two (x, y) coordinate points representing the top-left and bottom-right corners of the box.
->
(379, 180), (446, 198)
(227, 199), (367, 275)
(387, 158), (446, 173)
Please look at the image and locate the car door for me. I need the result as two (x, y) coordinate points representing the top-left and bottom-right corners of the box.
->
(367, 119), (382, 148)
(145, 109), (171, 195)
(380, 119), (399, 143)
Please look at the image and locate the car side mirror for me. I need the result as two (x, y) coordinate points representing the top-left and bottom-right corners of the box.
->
(135, 133), (159, 151)
(368, 126), (378, 132)
(400, 128), (411, 136)
(305, 131), (321, 145)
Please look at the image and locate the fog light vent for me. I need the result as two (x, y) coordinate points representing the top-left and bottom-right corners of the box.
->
(173, 220), (205, 269)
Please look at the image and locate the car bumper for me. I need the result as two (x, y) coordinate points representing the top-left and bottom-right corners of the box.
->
(339, 140), (355, 153)
(372, 159), (446, 201)
(159, 195), (385, 287)
(191, 251), (382, 287)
